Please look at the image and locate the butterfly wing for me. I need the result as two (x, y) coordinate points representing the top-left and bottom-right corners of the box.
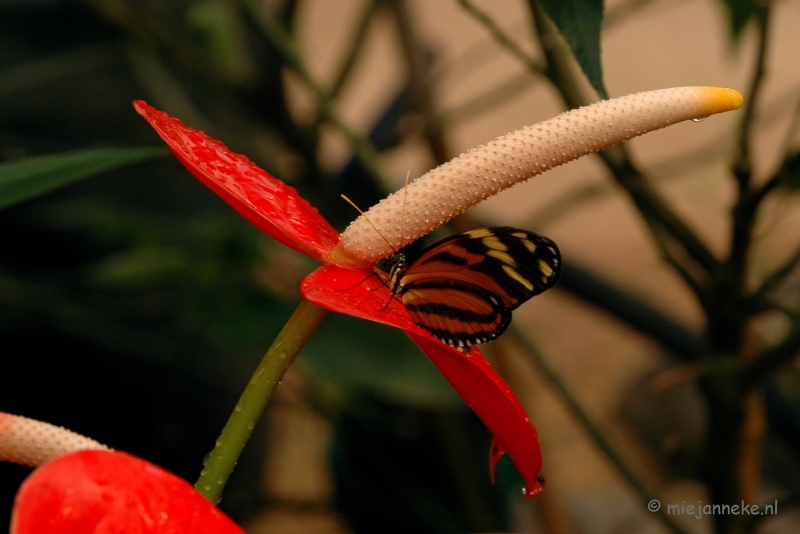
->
(395, 227), (561, 347)
(399, 278), (510, 346)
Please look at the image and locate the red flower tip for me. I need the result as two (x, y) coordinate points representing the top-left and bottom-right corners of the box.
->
(490, 437), (544, 498)
(133, 100), (340, 264)
(11, 450), (245, 534)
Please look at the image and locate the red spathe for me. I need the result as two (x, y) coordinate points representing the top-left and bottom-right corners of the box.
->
(11, 450), (245, 534)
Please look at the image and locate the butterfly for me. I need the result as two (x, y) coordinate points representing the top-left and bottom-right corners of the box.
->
(380, 226), (561, 348)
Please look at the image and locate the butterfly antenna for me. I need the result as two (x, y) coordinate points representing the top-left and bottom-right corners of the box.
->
(340, 194), (397, 254)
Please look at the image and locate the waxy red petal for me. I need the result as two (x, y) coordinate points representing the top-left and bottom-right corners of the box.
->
(133, 101), (339, 263)
(300, 265), (416, 330)
(11, 450), (245, 534)
(408, 334), (543, 498)
(302, 265), (543, 497)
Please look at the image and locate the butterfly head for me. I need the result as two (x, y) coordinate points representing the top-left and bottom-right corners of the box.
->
(385, 252), (408, 295)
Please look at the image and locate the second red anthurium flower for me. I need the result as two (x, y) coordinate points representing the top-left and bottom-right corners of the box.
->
(133, 100), (545, 497)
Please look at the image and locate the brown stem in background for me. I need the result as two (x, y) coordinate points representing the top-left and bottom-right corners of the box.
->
(310, 0), (380, 137)
(699, 359), (747, 534)
(523, 0), (720, 293)
(715, 3), (772, 354)
(240, 0), (387, 186)
(506, 333), (692, 534)
(521, 1), (783, 533)
(457, 0), (547, 77)
(391, 0), (451, 165)
(739, 391), (765, 505)
(741, 323), (800, 390)
(732, 2), (771, 190)
(706, 8), (771, 528)
(329, 0), (381, 100)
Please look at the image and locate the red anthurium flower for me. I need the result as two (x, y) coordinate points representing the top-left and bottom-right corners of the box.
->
(11, 450), (245, 534)
(134, 101), (544, 497)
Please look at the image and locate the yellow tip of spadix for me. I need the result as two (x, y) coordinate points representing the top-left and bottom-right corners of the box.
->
(699, 87), (744, 115)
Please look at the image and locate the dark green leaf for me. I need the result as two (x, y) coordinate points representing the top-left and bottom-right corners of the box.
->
(538, 0), (608, 99)
(720, 0), (760, 38)
(0, 146), (167, 211)
(303, 314), (462, 409)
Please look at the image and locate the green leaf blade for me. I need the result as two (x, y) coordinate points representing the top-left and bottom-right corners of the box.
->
(720, 0), (760, 38)
(538, 0), (608, 99)
(0, 146), (167, 211)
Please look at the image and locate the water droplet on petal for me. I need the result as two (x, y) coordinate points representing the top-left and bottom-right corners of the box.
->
(691, 117), (707, 123)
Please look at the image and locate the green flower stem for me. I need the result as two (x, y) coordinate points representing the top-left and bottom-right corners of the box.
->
(195, 299), (329, 503)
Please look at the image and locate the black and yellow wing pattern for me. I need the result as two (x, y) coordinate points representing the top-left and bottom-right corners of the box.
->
(387, 227), (561, 348)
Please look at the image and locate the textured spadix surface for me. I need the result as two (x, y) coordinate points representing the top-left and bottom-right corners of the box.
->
(338, 86), (743, 263)
(0, 412), (109, 467)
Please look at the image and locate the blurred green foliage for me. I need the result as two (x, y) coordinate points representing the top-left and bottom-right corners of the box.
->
(0, 1), (500, 531)
(4, 1), (800, 533)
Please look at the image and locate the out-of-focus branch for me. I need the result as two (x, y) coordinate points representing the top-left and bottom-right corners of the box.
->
(741, 321), (800, 390)
(515, 332), (692, 534)
(649, 226), (713, 309)
(308, 0), (379, 149)
(81, 0), (191, 67)
(724, 6), (773, 335)
(459, 0), (721, 287)
(733, 3), (771, 190)
(440, 71), (540, 127)
(524, 0), (720, 289)
(744, 146), (800, 227)
(752, 239), (800, 302)
(392, 0), (450, 164)
(457, 0), (547, 77)
(240, 0), (387, 186)
(322, 0), (379, 109)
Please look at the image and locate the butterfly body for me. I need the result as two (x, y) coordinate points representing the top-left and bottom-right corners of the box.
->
(384, 227), (561, 348)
